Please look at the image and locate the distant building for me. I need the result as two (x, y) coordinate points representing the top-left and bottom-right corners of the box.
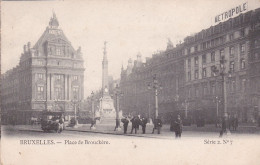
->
(120, 8), (260, 123)
(1, 13), (85, 124)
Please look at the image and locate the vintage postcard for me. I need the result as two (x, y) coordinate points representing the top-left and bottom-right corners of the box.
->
(1, 0), (260, 165)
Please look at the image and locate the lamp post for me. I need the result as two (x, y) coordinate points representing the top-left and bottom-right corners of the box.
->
(214, 96), (221, 118)
(182, 99), (189, 119)
(90, 91), (96, 130)
(113, 84), (123, 131)
(212, 55), (231, 135)
(148, 74), (162, 120)
(71, 96), (80, 127)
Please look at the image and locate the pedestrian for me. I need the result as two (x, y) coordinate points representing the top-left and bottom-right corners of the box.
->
(141, 117), (148, 134)
(58, 115), (64, 133)
(121, 117), (129, 134)
(228, 113), (232, 131)
(232, 114), (238, 131)
(174, 115), (182, 138)
(90, 118), (96, 129)
(130, 116), (138, 134)
(219, 116), (227, 137)
(152, 117), (162, 134)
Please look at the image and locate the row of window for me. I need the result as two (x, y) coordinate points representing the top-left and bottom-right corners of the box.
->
(186, 78), (247, 98)
(36, 85), (80, 100)
(187, 59), (246, 81)
(35, 73), (78, 81)
(187, 44), (246, 68)
(186, 29), (247, 55)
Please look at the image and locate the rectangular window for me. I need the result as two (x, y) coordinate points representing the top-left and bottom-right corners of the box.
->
(195, 87), (199, 97)
(194, 45), (198, 52)
(202, 54), (206, 64)
(207, 41), (210, 48)
(202, 42), (206, 50)
(229, 33), (234, 40)
(203, 85), (208, 96)
(211, 52), (215, 62)
(211, 66), (217, 76)
(220, 36), (225, 43)
(241, 79), (246, 92)
(37, 73), (43, 79)
(215, 38), (219, 45)
(230, 46), (234, 57)
(56, 48), (61, 55)
(188, 59), (191, 69)
(230, 61), (235, 72)
(73, 86), (79, 99)
(188, 72), (191, 81)
(211, 40), (214, 47)
(240, 43), (245, 53)
(187, 48), (191, 54)
(202, 68), (207, 78)
(220, 49), (225, 57)
(195, 57), (199, 66)
(195, 70), (199, 79)
(231, 80), (236, 92)
(55, 87), (62, 100)
(73, 75), (78, 81)
(241, 59), (246, 69)
(188, 87), (191, 98)
(37, 86), (44, 100)
(240, 29), (245, 37)
(56, 74), (62, 80)
(38, 60), (43, 65)
(211, 83), (216, 95)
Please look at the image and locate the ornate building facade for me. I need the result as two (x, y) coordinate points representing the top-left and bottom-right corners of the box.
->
(120, 8), (260, 124)
(1, 13), (85, 124)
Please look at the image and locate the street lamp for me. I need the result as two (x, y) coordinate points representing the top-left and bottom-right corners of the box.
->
(113, 84), (123, 131)
(182, 99), (189, 119)
(90, 91), (96, 130)
(214, 96), (221, 118)
(71, 96), (80, 127)
(148, 74), (162, 120)
(212, 55), (232, 135)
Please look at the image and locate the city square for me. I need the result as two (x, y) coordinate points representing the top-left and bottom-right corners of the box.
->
(1, 1), (260, 165)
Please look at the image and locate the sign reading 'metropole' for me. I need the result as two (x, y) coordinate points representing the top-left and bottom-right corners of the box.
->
(215, 2), (248, 23)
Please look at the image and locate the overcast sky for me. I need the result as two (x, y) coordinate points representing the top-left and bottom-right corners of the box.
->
(2, 0), (260, 98)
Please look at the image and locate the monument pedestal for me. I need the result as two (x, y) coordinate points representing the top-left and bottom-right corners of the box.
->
(99, 95), (116, 124)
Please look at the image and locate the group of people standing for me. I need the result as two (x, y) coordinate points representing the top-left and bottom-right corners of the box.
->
(121, 114), (183, 138)
(121, 115), (148, 134)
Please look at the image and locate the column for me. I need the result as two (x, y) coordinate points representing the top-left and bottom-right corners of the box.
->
(68, 75), (71, 100)
(50, 74), (54, 100)
(47, 74), (50, 100)
(81, 75), (84, 100)
(64, 74), (67, 100)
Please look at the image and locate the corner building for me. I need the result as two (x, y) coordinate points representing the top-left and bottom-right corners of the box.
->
(1, 13), (85, 124)
(120, 8), (260, 124)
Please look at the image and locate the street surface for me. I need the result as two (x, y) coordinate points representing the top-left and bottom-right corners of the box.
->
(2, 123), (260, 139)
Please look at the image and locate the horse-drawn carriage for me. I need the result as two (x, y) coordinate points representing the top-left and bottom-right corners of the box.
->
(41, 111), (64, 133)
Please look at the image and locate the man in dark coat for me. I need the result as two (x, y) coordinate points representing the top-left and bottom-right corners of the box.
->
(130, 116), (138, 134)
(152, 117), (162, 134)
(121, 117), (129, 134)
(141, 117), (148, 134)
(174, 115), (182, 138)
(219, 116), (227, 137)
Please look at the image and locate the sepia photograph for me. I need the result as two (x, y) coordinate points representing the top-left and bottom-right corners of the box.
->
(1, 0), (260, 165)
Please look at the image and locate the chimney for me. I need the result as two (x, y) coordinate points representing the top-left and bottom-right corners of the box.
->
(24, 45), (27, 53)
(27, 42), (31, 50)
